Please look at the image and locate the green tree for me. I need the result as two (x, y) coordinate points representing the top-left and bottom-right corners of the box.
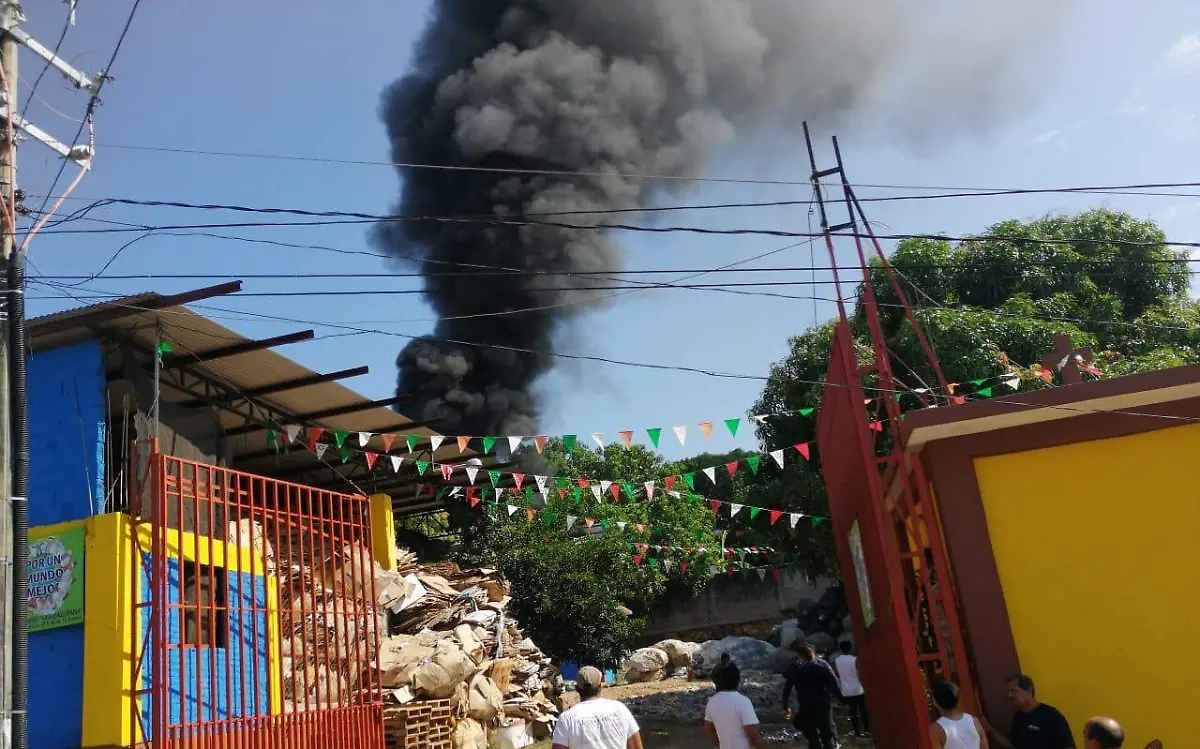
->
(451, 440), (720, 666)
(753, 209), (1199, 572)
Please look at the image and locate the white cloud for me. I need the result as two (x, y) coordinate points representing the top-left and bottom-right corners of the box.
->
(1028, 120), (1087, 148)
(1163, 33), (1200, 71)
(1113, 88), (1149, 116)
(1029, 128), (1061, 145)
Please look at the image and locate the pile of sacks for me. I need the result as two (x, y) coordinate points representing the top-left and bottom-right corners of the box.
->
(623, 636), (781, 683)
(375, 549), (560, 748)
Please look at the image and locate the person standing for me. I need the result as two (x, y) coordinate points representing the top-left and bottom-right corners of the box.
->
(552, 667), (644, 749)
(783, 644), (842, 749)
(1081, 717), (1123, 749)
(833, 641), (869, 737)
(929, 680), (988, 749)
(703, 660), (770, 749)
(982, 674), (1074, 749)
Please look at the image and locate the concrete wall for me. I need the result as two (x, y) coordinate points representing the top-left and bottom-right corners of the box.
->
(645, 572), (833, 639)
(975, 424), (1200, 749)
(30, 340), (107, 525)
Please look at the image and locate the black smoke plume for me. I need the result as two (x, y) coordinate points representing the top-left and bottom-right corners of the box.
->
(375, 0), (1073, 435)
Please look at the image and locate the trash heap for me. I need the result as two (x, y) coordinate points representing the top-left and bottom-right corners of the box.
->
(375, 549), (561, 748)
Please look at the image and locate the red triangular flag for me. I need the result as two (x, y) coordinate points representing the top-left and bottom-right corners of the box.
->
(769, 510), (783, 525)
(470, 495), (481, 508)
(512, 473), (525, 490)
(456, 436), (471, 452)
(633, 555), (643, 566)
(724, 461), (739, 478)
(772, 569), (782, 581)
(665, 475), (676, 491)
(584, 518), (595, 529)
(708, 499), (722, 514)
(577, 479), (590, 488)
(364, 452), (378, 470)
(380, 433), (397, 453)
(952, 395), (967, 405)
(618, 430), (634, 447)
(306, 427), (325, 449)
(534, 435), (549, 454)
(726, 567), (734, 578)
(609, 484), (621, 501)
(525, 507), (536, 522)
(466, 486), (477, 500)
(796, 443), (811, 460)
(869, 421), (884, 432)
(558, 488), (568, 499)
(680, 562), (689, 573)
(440, 463), (454, 480)
(635, 523), (645, 533)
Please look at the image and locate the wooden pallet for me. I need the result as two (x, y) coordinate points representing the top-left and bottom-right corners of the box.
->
(384, 698), (456, 749)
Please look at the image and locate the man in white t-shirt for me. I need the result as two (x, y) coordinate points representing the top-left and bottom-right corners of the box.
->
(834, 641), (869, 737)
(552, 667), (643, 749)
(704, 660), (770, 749)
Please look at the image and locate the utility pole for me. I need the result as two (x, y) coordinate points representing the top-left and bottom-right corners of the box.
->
(0, 6), (96, 749)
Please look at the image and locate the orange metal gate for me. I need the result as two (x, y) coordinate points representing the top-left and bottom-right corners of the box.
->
(129, 440), (384, 749)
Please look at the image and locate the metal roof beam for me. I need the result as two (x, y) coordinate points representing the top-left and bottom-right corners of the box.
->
(30, 281), (243, 337)
(176, 365), (370, 409)
(164, 329), (315, 364)
(224, 395), (416, 437)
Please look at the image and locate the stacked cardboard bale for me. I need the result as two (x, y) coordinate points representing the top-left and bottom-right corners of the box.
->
(376, 549), (561, 748)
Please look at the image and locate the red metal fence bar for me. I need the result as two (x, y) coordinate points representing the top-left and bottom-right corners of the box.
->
(129, 440), (384, 749)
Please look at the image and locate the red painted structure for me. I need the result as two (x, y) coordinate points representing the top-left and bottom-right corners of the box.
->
(129, 439), (384, 749)
(804, 127), (976, 749)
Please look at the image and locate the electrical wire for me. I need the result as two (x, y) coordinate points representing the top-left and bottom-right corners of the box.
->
(18, 10), (72, 122)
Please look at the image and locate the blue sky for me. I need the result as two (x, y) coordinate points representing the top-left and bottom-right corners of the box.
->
(19, 1), (1200, 459)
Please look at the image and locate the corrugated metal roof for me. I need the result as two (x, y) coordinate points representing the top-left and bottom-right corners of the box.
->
(29, 287), (490, 505)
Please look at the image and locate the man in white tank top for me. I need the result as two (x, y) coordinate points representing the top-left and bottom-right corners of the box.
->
(930, 680), (988, 749)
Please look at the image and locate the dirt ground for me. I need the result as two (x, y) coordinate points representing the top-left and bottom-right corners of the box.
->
(533, 680), (876, 748)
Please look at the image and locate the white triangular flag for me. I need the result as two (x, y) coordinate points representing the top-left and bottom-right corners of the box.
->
(668, 490), (681, 499)
(770, 449), (785, 469)
(913, 387), (930, 394)
(789, 513), (803, 529)
(535, 475), (548, 493)
(644, 481), (656, 500)
(357, 432), (372, 447)
(617, 521), (627, 531)
(430, 435), (445, 452)
(752, 414), (768, 424)
(314, 443), (328, 459)
(495, 487), (505, 500)
(591, 432), (605, 450)
(709, 566), (722, 577)
(673, 425), (687, 446)
(1002, 376), (1020, 390)
(590, 485), (602, 501)
(697, 548), (708, 555)
(506, 504), (519, 516)
(600, 480), (612, 494)
(757, 568), (767, 581)
(566, 516), (578, 529)
(465, 466), (479, 484)
(663, 559), (674, 573)
(450, 486), (463, 497)
(508, 436), (523, 452)
(729, 503), (744, 517)
(702, 467), (717, 485)
(390, 455), (403, 473)
(284, 425), (303, 444)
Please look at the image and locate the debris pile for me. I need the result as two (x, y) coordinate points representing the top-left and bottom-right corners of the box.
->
(622, 636), (778, 683)
(375, 549), (560, 747)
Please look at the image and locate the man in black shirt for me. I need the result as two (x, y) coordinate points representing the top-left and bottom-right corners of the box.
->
(984, 673), (1074, 749)
(782, 644), (842, 749)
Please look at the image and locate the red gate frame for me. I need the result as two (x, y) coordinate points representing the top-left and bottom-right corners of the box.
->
(128, 439), (384, 749)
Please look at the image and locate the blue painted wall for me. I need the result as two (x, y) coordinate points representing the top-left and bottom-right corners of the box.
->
(29, 340), (105, 749)
(139, 557), (272, 737)
(30, 340), (107, 525)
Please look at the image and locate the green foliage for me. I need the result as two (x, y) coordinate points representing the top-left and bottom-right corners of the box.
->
(753, 209), (1200, 574)
(452, 440), (720, 665)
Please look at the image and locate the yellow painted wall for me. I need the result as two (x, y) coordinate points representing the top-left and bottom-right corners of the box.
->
(975, 423), (1200, 749)
(370, 493), (396, 570)
(73, 514), (284, 747)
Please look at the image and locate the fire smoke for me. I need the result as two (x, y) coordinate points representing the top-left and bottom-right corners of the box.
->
(374, 0), (1074, 435)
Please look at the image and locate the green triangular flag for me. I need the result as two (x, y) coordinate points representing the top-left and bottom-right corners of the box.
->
(683, 473), (696, 490)
(646, 428), (662, 448)
(749, 507), (761, 520)
(340, 446), (352, 464)
(971, 378), (986, 386)
(156, 339), (174, 356)
(481, 486), (493, 499)
(798, 407), (815, 417)
(746, 455), (761, 474)
(553, 477), (567, 490)
(811, 516), (825, 528)
(725, 418), (740, 437)
(600, 520), (610, 531)
(572, 485), (582, 501)
(416, 460), (429, 476)
(489, 470), (501, 486)
(406, 435), (420, 452)
(544, 511), (558, 524)
(483, 436), (498, 453)
(622, 482), (636, 500)
(977, 387), (993, 398)
(562, 435), (576, 454)
(524, 487), (534, 502)
(266, 429), (278, 449)
(647, 557), (657, 569)
(696, 530), (705, 542)
(334, 430), (349, 448)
